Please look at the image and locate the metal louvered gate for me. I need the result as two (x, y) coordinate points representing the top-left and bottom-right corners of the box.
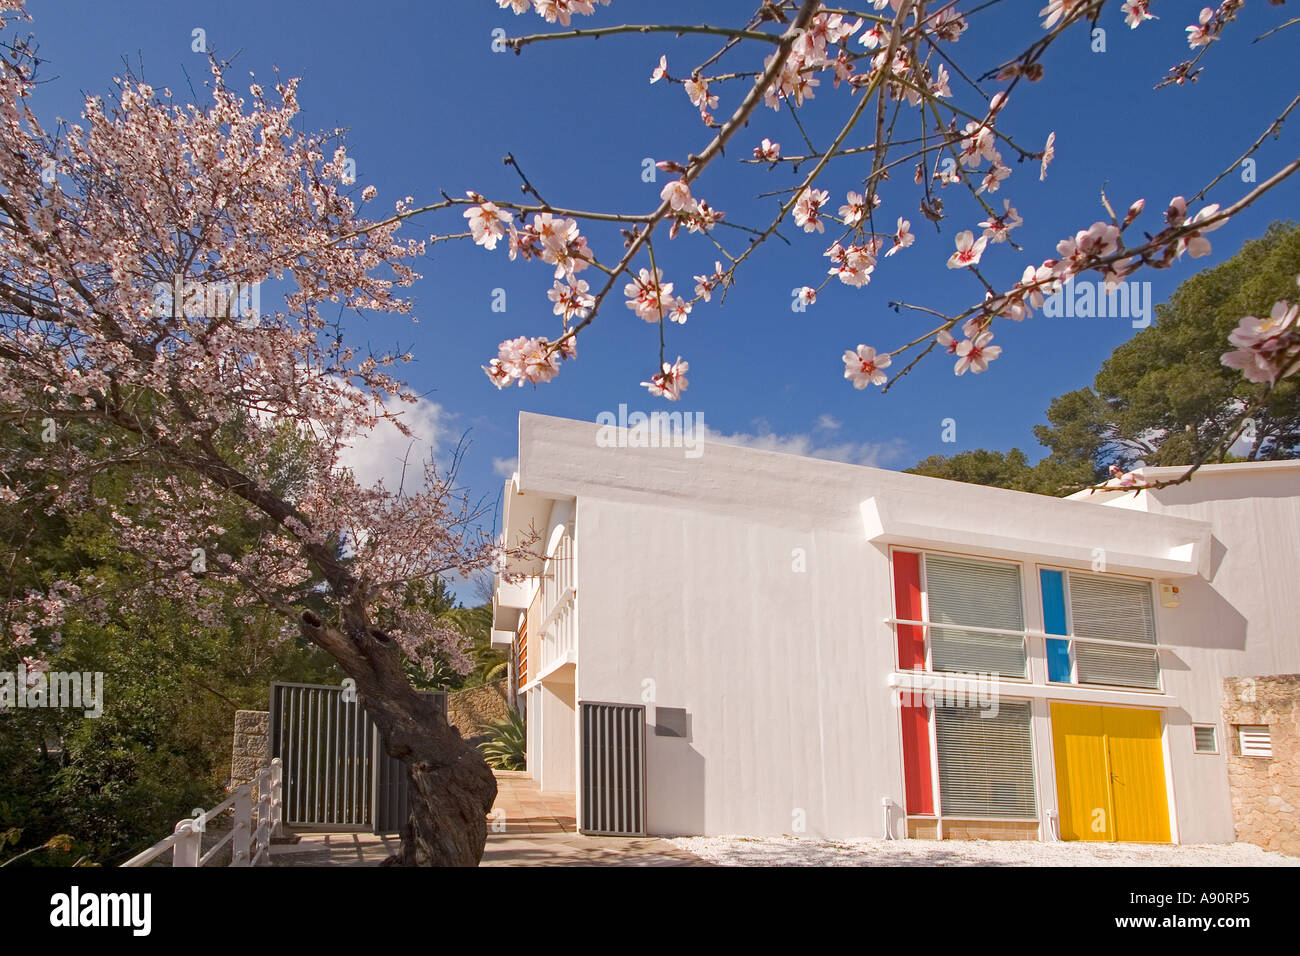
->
(268, 682), (445, 834)
(580, 702), (647, 836)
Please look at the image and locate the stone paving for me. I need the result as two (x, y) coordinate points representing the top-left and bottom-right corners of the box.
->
(269, 770), (707, 867)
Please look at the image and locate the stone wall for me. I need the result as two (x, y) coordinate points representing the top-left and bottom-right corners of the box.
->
(231, 709), (270, 789)
(1221, 675), (1300, 856)
(447, 679), (510, 741)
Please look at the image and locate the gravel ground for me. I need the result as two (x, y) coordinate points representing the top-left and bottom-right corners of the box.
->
(667, 835), (1300, 867)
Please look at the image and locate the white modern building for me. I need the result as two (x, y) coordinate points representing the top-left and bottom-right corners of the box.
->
(492, 412), (1300, 844)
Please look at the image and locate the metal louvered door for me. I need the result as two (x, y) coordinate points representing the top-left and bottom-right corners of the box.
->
(369, 691), (448, 835)
(580, 702), (647, 836)
(371, 731), (410, 836)
(271, 682), (376, 830)
(269, 682), (446, 833)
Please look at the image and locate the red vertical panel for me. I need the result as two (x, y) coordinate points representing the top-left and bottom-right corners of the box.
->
(892, 550), (925, 670)
(900, 699), (934, 815)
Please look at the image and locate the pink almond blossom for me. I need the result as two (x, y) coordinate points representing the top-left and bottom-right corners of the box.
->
(642, 357), (690, 401)
(1122, 0), (1156, 29)
(1040, 131), (1056, 181)
(954, 331), (1002, 375)
(794, 188), (830, 234)
(947, 230), (988, 269)
(623, 267), (674, 322)
(754, 137), (781, 163)
(464, 198), (512, 250)
(886, 218), (914, 256)
(843, 345), (891, 389)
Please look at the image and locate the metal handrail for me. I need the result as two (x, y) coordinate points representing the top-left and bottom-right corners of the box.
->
(882, 617), (1163, 651)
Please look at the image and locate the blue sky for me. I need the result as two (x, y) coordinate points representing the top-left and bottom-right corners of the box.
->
(21, 0), (1300, 587)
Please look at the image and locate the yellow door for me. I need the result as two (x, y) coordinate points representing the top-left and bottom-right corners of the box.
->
(1050, 704), (1170, 843)
(1051, 703), (1114, 841)
(1104, 707), (1171, 843)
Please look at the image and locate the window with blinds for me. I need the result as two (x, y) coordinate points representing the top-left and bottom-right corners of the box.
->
(1067, 573), (1160, 689)
(935, 702), (1037, 818)
(924, 554), (1027, 678)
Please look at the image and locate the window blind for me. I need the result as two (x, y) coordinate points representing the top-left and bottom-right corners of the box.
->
(925, 554), (1026, 678)
(1067, 573), (1160, 689)
(935, 701), (1037, 818)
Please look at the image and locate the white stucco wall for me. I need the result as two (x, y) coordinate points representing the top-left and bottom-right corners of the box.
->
(575, 493), (900, 838)
(537, 680), (575, 793)
(1076, 463), (1300, 843)
(509, 414), (1298, 842)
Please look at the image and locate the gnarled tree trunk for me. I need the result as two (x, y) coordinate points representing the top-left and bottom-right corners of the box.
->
(300, 608), (498, 866)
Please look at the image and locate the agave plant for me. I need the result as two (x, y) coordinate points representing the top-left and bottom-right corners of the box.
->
(477, 708), (525, 771)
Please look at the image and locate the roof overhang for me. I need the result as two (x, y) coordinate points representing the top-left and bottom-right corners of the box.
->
(499, 474), (553, 579)
(861, 491), (1211, 579)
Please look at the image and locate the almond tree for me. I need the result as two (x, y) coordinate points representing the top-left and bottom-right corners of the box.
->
(462, 0), (1298, 488)
(4, 0), (1299, 866)
(0, 3), (507, 865)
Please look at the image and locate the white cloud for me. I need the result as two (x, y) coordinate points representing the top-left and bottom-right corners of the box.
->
(337, 395), (445, 493)
(814, 414), (842, 433)
(493, 456), (519, 479)
(702, 423), (907, 469)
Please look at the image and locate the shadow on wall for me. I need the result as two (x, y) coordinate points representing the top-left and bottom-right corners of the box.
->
(646, 707), (706, 837)
(1161, 538), (1248, 655)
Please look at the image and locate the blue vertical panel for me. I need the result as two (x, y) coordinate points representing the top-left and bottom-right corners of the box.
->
(1040, 569), (1072, 683)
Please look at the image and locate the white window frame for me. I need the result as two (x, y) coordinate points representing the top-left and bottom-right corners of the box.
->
(1035, 564), (1163, 693)
(932, 697), (1040, 822)
(889, 547), (1031, 681)
(1193, 723), (1219, 755)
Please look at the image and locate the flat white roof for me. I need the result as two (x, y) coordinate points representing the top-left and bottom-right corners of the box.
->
(514, 412), (1214, 579)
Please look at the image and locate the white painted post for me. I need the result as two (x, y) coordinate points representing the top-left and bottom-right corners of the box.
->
(231, 791), (252, 866)
(172, 820), (201, 867)
(255, 772), (271, 865)
(269, 757), (284, 839)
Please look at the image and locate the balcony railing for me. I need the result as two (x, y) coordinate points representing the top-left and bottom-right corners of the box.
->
(515, 530), (577, 683)
(883, 618), (1164, 692)
(541, 530), (573, 616)
(542, 596), (575, 671)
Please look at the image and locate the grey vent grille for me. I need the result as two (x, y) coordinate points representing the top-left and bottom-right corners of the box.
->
(1193, 725), (1218, 754)
(580, 702), (647, 836)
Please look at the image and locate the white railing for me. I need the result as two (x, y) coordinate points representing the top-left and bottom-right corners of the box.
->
(881, 617), (1163, 689)
(121, 758), (283, 868)
(542, 597), (575, 671)
(884, 618), (1166, 653)
(537, 529), (576, 673)
(541, 530), (573, 618)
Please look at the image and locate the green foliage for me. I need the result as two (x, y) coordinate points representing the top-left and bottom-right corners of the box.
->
(907, 448), (1094, 496)
(0, 417), (342, 865)
(1036, 221), (1300, 471)
(911, 222), (1300, 494)
(386, 581), (505, 693)
(477, 708), (525, 771)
